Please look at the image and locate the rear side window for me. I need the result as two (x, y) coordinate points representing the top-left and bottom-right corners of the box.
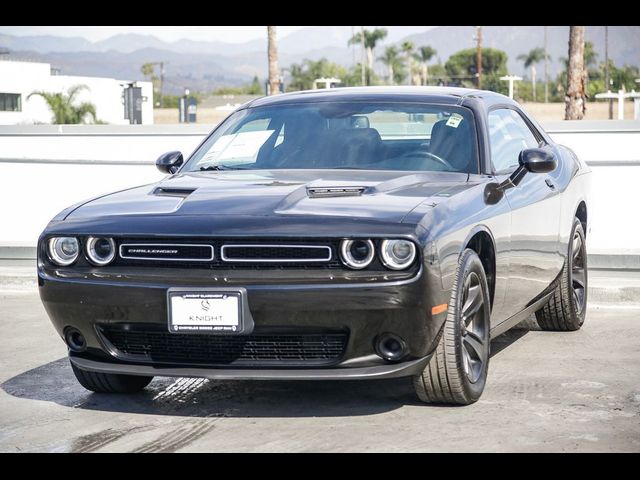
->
(488, 109), (540, 173)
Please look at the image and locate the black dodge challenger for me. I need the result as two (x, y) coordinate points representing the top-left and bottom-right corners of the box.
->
(38, 87), (591, 405)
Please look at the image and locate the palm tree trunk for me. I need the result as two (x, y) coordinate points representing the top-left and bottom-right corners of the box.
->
(389, 64), (394, 85)
(407, 55), (412, 86)
(267, 26), (279, 96)
(531, 65), (536, 102)
(423, 63), (428, 86)
(565, 26), (586, 120)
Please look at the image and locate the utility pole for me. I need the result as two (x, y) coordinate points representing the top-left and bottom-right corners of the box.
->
(360, 26), (366, 86)
(605, 26), (612, 120)
(475, 26), (483, 89)
(544, 26), (549, 103)
(267, 26), (280, 96)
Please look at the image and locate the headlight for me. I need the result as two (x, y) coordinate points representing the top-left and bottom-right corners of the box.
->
(85, 237), (116, 266)
(340, 239), (374, 269)
(380, 239), (416, 270)
(48, 237), (79, 266)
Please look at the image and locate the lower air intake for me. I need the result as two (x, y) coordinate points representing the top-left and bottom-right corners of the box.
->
(99, 325), (348, 367)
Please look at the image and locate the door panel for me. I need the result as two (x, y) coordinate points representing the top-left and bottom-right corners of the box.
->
(487, 108), (561, 320)
(502, 173), (562, 317)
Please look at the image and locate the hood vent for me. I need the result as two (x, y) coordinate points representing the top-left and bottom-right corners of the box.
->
(307, 186), (366, 198)
(152, 187), (197, 198)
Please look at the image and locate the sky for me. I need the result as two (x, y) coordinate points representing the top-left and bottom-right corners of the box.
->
(0, 26), (431, 43)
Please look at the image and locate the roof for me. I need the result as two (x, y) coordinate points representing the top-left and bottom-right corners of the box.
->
(246, 86), (509, 109)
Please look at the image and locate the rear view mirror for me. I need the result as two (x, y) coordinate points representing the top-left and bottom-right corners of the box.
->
(351, 116), (370, 129)
(156, 151), (184, 174)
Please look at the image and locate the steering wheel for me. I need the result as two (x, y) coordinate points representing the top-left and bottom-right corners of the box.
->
(400, 150), (455, 171)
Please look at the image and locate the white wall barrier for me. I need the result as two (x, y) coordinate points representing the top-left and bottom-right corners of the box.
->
(1, 121), (638, 266)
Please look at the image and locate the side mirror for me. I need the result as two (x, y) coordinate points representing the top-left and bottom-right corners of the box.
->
(485, 148), (558, 205)
(156, 151), (183, 174)
(500, 148), (557, 190)
(519, 147), (557, 174)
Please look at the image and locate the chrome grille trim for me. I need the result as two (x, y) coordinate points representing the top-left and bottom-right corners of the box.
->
(220, 244), (333, 263)
(119, 243), (214, 262)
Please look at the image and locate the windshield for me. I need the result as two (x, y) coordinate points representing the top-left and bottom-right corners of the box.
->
(184, 102), (479, 174)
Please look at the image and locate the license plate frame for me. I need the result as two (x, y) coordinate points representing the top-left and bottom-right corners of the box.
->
(167, 287), (249, 335)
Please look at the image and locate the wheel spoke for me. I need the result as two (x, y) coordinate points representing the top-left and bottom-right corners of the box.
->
(463, 330), (485, 361)
(462, 348), (471, 376)
(572, 235), (582, 262)
(462, 284), (482, 323)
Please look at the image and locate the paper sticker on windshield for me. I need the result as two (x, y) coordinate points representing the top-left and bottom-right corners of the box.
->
(446, 114), (463, 128)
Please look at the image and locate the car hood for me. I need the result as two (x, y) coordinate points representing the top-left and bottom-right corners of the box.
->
(65, 170), (475, 223)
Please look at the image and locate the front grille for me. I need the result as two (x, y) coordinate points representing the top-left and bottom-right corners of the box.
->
(99, 325), (348, 367)
(114, 237), (343, 269)
(221, 244), (332, 262)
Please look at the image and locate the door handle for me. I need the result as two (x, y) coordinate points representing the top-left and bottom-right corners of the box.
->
(545, 178), (556, 190)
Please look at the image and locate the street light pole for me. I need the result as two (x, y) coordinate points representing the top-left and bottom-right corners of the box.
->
(159, 61), (164, 108)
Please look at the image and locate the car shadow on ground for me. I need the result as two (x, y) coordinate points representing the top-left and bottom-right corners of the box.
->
(1, 321), (535, 418)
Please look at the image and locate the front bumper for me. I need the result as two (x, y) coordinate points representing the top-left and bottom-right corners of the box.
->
(39, 263), (450, 377)
(69, 353), (431, 380)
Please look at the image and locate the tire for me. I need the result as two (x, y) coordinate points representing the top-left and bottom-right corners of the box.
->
(70, 360), (153, 393)
(413, 248), (491, 405)
(535, 217), (587, 331)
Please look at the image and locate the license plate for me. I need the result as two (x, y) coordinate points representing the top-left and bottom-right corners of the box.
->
(167, 289), (243, 333)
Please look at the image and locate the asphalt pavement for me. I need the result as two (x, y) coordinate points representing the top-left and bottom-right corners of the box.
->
(0, 270), (639, 452)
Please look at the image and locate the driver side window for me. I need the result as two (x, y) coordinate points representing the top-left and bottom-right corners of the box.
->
(488, 109), (540, 174)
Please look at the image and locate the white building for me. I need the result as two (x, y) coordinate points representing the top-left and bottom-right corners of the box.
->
(0, 59), (154, 125)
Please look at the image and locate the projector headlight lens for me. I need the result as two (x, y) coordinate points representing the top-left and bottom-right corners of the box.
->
(340, 239), (375, 269)
(380, 239), (416, 270)
(48, 237), (80, 266)
(86, 237), (116, 266)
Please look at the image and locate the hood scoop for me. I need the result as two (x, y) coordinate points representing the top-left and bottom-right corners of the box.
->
(306, 186), (366, 198)
(152, 186), (197, 198)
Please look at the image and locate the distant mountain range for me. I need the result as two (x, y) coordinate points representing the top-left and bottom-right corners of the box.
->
(1, 26), (638, 95)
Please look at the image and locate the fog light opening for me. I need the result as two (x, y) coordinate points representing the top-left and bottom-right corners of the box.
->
(376, 333), (407, 362)
(65, 328), (87, 352)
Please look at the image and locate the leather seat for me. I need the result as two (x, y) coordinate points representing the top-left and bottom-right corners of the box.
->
(429, 118), (476, 172)
(319, 128), (384, 168)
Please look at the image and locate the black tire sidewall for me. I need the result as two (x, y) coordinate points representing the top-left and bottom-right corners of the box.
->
(453, 250), (492, 401)
(568, 219), (588, 326)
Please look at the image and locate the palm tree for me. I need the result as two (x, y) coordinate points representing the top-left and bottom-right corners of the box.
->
(565, 26), (586, 120)
(401, 41), (415, 85)
(517, 47), (550, 102)
(583, 41), (598, 69)
(27, 84), (97, 124)
(267, 26), (279, 95)
(348, 28), (388, 84)
(378, 46), (401, 85)
(414, 45), (437, 85)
